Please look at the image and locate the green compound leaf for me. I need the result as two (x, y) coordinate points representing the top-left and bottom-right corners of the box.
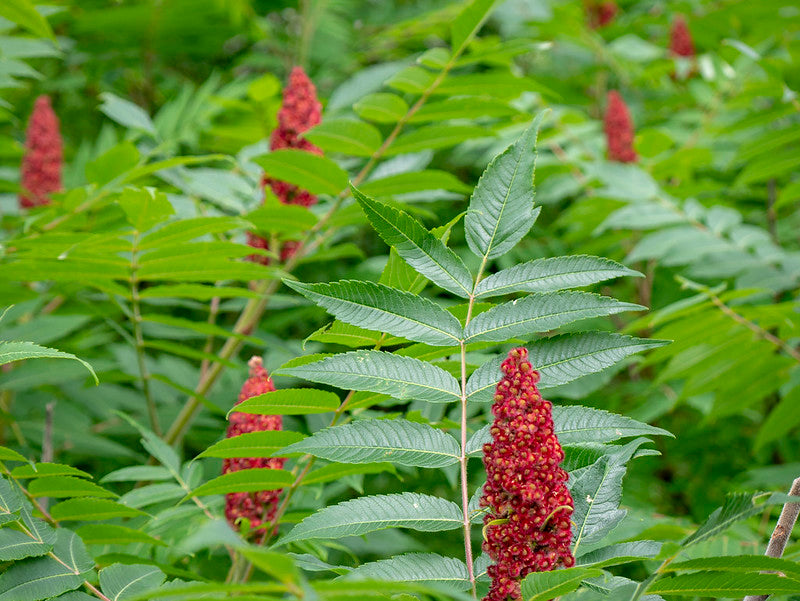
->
(0, 479), (23, 526)
(230, 389), (340, 417)
(386, 125), (491, 156)
(278, 350), (461, 404)
(197, 431), (306, 459)
(285, 279), (463, 346)
(75, 524), (165, 547)
(50, 498), (147, 522)
(646, 572), (800, 596)
(465, 113), (544, 262)
(0, 0), (55, 39)
(191, 469), (294, 497)
(254, 149), (349, 196)
(474, 255), (642, 298)
(570, 457), (627, 552)
(464, 292), (644, 343)
(0, 342), (97, 384)
(99, 564), (166, 601)
(529, 332), (670, 389)
(277, 492), (463, 545)
(302, 462), (395, 486)
(353, 93), (409, 123)
(359, 170), (471, 196)
(11, 463), (92, 480)
(466, 407), (670, 456)
(353, 186), (472, 298)
(663, 555), (800, 577)
(0, 530), (93, 601)
(467, 332), (669, 403)
(303, 118), (383, 157)
(681, 492), (796, 549)
(552, 406), (673, 445)
(28, 476), (116, 499)
(451, 0), (503, 56)
(281, 419), (460, 468)
(520, 566), (604, 601)
(0, 523), (55, 561)
(576, 541), (662, 568)
(345, 553), (470, 589)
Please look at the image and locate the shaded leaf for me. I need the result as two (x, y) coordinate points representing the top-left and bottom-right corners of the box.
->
(191, 469), (293, 497)
(231, 389), (340, 416)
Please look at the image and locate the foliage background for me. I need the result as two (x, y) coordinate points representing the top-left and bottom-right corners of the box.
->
(1, 0), (800, 599)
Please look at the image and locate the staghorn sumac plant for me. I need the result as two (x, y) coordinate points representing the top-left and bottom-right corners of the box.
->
(240, 113), (675, 597)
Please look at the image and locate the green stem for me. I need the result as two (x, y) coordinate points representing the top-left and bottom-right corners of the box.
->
(130, 230), (161, 435)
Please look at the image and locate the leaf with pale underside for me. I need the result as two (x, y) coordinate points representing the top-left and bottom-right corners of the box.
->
(353, 186), (473, 298)
(279, 350), (461, 404)
(285, 280), (463, 346)
(465, 113), (545, 261)
(475, 255), (641, 298)
(464, 292), (644, 343)
(277, 492), (463, 545)
(281, 419), (460, 468)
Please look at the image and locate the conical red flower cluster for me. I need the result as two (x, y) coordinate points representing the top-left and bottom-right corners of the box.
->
(604, 91), (638, 163)
(585, 0), (617, 29)
(669, 16), (695, 57)
(223, 357), (285, 535)
(248, 66), (323, 262)
(19, 95), (63, 209)
(480, 348), (574, 601)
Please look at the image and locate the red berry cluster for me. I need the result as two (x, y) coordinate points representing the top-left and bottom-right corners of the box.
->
(249, 66), (323, 262)
(19, 95), (62, 209)
(585, 0), (617, 29)
(481, 348), (574, 601)
(670, 16), (695, 57)
(604, 91), (637, 164)
(223, 357), (285, 535)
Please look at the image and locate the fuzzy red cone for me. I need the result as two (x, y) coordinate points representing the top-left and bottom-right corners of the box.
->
(480, 348), (574, 601)
(223, 357), (285, 535)
(585, 0), (617, 29)
(604, 91), (638, 163)
(670, 15), (695, 57)
(19, 95), (63, 208)
(250, 66), (323, 263)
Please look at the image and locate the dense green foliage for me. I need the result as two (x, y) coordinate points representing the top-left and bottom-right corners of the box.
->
(1, 0), (800, 599)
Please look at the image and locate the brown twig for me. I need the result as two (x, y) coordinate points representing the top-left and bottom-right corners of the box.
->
(706, 293), (800, 363)
(743, 477), (800, 601)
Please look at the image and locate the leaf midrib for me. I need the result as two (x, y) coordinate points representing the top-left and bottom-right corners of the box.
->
(291, 366), (460, 399)
(306, 284), (462, 343)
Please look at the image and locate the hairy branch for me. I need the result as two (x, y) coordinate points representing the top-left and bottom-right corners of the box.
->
(743, 477), (800, 601)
